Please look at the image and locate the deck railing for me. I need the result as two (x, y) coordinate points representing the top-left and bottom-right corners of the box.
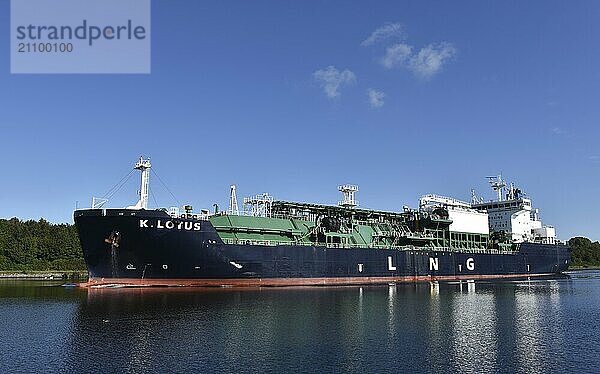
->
(219, 238), (518, 254)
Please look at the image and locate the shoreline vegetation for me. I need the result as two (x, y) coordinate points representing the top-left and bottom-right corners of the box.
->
(0, 270), (88, 279)
(0, 218), (85, 273)
(0, 218), (598, 278)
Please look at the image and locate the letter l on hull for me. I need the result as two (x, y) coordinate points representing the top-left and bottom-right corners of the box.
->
(388, 256), (397, 271)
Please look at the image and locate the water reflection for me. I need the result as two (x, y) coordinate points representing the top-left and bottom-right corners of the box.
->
(387, 284), (396, 338)
(513, 279), (567, 374)
(515, 281), (544, 374)
(451, 281), (498, 373)
(1, 273), (595, 374)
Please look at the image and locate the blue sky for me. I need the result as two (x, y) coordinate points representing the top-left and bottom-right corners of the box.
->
(0, 0), (599, 240)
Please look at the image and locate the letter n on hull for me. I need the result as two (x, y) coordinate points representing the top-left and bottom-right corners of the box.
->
(429, 257), (439, 271)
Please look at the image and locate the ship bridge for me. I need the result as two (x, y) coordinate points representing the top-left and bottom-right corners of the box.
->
(471, 175), (556, 244)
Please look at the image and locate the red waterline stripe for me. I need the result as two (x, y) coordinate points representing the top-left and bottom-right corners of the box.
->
(79, 273), (556, 288)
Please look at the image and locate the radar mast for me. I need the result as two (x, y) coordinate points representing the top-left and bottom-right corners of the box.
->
(486, 175), (506, 202)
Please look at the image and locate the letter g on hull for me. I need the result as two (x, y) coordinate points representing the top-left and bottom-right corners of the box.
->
(466, 257), (475, 271)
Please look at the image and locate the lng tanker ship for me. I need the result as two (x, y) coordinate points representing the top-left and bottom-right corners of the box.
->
(74, 157), (570, 287)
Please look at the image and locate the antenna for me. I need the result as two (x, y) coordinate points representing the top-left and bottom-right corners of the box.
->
(228, 185), (239, 215)
(486, 174), (506, 202)
(507, 182), (515, 200)
(132, 156), (151, 209)
(338, 185), (359, 208)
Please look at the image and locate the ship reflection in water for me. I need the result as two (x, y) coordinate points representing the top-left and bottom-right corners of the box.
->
(2, 272), (599, 373)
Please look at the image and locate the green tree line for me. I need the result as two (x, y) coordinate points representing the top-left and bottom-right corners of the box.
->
(0, 218), (85, 271)
(568, 237), (600, 267)
(0, 217), (598, 271)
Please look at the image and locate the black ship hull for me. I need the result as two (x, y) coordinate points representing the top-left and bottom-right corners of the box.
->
(74, 209), (571, 287)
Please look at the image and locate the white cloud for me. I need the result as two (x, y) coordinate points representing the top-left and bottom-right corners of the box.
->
(367, 88), (385, 108)
(313, 66), (356, 99)
(408, 42), (457, 78)
(361, 23), (405, 46)
(551, 127), (563, 135)
(381, 43), (413, 69)
(380, 42), (456, 78)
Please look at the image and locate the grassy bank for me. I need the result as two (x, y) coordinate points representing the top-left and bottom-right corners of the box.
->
(0, 270), (88, 279)
(567, 266), (600, 271)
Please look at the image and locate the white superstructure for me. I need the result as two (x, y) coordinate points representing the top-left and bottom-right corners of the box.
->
(420, 175), (557, 244)
(472, 176), (556, 244)
(419, 194), (489, 235)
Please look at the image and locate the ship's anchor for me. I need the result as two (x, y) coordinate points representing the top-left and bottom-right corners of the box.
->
(104, 231), (121, 277)
(104, 231), (121, 247)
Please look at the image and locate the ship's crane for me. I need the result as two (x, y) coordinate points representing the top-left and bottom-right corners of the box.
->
(133, 157), (151, 209)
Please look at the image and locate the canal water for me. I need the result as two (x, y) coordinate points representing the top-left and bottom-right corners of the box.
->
(1, 271), (599, 373)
